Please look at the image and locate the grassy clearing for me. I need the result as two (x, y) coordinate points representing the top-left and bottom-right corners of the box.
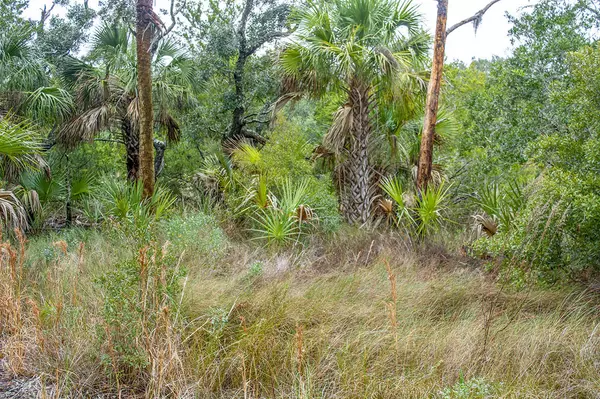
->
(0, 219), (599, 398)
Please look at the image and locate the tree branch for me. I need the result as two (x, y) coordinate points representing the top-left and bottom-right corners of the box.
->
(237, 0), (254, 54)
(446, 0), (503, 36)
(247, 29), (293, 56)
(162, 0), (187, 38)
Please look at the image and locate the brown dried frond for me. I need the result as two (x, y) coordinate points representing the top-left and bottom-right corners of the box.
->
(323, 104), (353, 155)
(378, 198), (394, 215)
(158, 110), (181, 143)
(0, 191), (28, 231)
(296, 204), (314, 223)
(57, 104), (112, 148)
(473, 214), (498, 237)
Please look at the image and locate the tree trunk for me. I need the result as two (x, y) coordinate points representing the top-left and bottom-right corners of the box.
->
(417, 0), (448, 191)
(122, 117), (140, 181)
(345, 80), (372, 225)
(228, 52), (247, 139)
(136, 0), (155, 198)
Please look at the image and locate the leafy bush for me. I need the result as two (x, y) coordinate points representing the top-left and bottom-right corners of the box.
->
(247, 117), (341, 232)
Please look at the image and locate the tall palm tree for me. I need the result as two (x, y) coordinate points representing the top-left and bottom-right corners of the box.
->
(279, 0), (428, 225)
(57, 24), (197, 182)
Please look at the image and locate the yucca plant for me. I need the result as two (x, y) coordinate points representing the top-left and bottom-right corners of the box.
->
(279, 178), (309, 215)
(231, 143), (263, 171)
(251, 178), (314, 246)
(414, 181), (451, 238)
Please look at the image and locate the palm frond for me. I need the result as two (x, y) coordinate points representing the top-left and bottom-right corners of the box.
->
(21, 87), (73, 123)
(324, 104), (353, 154)
(57, 104), (113, 147)
(0, 117), (42, 180)
(0, 190), (27, 231)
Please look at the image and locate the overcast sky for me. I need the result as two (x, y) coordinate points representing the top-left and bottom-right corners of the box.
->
(26, 0), (537, 62)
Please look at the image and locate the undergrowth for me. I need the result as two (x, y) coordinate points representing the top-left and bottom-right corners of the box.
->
(0, 219), (598, 398)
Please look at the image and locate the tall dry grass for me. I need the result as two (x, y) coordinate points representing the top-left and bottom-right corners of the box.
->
(0, 228), (598, 398)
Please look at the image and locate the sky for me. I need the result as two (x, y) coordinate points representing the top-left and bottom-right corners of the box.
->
(417, 0), (538, 62)
(26, 0), (538, 62)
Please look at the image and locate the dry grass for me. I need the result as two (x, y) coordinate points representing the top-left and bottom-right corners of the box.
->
(0, 226), (599, 398)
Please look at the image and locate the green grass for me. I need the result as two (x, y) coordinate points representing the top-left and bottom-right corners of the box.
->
(1, 216), (599, 398)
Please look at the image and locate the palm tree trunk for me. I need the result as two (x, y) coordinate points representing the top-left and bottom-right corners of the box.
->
(417, 0), (448, 191)
(345, 80), (372, 225)
(122, 117), (140, 181)
(136, 0), (155, 198)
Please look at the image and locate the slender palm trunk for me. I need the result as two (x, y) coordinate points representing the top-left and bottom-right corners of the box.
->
(345, 80), (372, 225)
(417, 0), (448, 191)
(136, 0), (155, 197)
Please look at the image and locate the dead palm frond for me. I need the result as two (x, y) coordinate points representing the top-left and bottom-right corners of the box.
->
(324, 104), (353, 154)
(0, 190), (27, 230)
(57, 104), (113, 147)
(473, 213), (498, 237)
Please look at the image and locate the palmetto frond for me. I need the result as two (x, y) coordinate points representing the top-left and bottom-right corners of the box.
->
(89, 23), (131, 70)
(0, 190), (28, 231)
(0, 27), (46, 93)
(324, 103), (353, 154)
(21, 87), (73, 123)
(278, 0), (427, 105)
(0, 117), (43, 180)
(57, 104), (114, 148)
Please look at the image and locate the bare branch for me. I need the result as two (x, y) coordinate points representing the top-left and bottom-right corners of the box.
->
(446, 0), (503, 36)
(162, 0), (187, 38)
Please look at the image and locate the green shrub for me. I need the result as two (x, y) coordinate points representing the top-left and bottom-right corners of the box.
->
(438, 376), (500, 399)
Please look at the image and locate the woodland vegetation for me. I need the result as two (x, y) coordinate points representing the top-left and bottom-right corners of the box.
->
(1, 0), (600, 397)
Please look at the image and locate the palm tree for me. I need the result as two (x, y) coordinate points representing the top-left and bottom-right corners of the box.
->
(56, 24), (198, 182)
(279, 0), (428, 225)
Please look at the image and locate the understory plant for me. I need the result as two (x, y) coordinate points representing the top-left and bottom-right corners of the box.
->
(379, 177), (452, 239)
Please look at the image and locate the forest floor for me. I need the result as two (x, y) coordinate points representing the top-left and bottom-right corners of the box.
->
(0, 220), (599, 398)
